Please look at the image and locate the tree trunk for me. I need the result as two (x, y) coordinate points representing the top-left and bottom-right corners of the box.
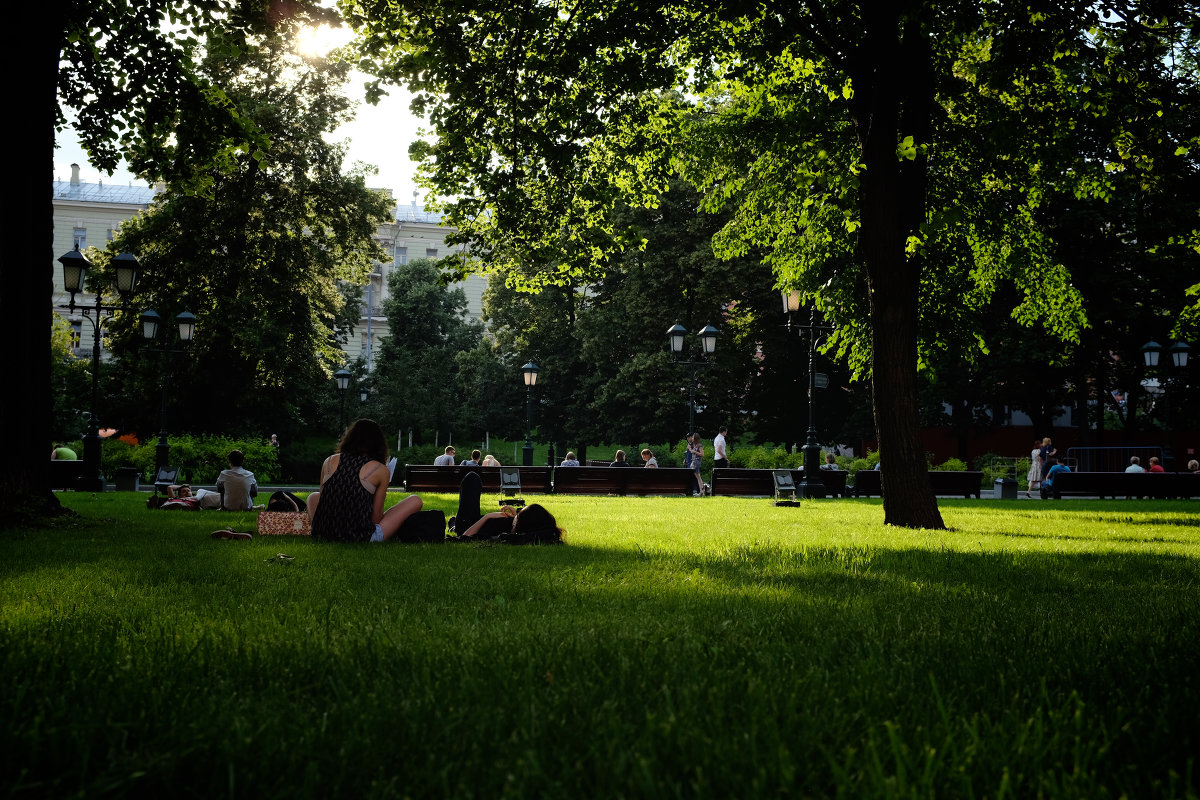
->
(852, 6), (944, 529)
(0, 9), (70, 524)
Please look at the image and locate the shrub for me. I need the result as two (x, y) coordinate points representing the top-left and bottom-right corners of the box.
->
(933, 457), (967, 471)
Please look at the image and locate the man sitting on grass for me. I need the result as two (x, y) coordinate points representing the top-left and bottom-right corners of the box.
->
(217, 450), (258, 510)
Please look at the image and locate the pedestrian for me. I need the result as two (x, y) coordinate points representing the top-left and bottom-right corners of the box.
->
(1027, 438), (1043, 497)
(713, 426), (729, 469)
(687, 433), (704, 495)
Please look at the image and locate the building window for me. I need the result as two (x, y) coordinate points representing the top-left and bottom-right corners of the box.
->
(70, 320), (82, 350)
(396, 246), (407, 265)
(426, 247), (438, 258)
(73, 227), (87, 250)
(106, 228), (115, 242)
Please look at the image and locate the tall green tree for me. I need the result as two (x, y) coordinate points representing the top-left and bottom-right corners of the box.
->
(7, 0), (330, 521)
(104, 25), (391, 439)
(343, 0), (1198, 527)
(372, 258), (483, 443)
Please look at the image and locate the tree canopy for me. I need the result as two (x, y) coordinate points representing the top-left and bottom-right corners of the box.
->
(100, 21), (393, 439)
(344, 0), (1200, 527)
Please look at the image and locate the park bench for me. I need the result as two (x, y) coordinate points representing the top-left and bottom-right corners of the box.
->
(48, 459), (85, 490)
(852, 470), (984, 499)
(552, 466), (696, 495)
(1045, 471), (1200, 499)
(403, 465), (553, 494)
(710, 468), (848, 498)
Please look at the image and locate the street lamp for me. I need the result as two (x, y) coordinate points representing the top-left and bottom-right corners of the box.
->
(1142, 338), (1191, 470)
(140, 308), (197, 471)
(522, 361), (540, 466)
(58, 247), (141, 491)
(334, 368), (351, 432)
(783, 290), (832, 499)
(666, 323), (720, 434)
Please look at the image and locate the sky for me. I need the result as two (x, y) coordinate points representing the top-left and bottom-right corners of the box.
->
(53, 24), (427, 203)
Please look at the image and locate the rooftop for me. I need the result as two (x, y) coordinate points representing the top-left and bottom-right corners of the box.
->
(52, 179), (158, 206)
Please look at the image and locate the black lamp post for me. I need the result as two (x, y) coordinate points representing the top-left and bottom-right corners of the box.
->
(58, 247), (140, 491)
(140, 308), (197, 471)
(1142, 338), (1191, 470)
(667, 323), (720, 434)
(783, 290), (832, 499)
(334, 368), (351, 432)
(521, 361), (540, 466)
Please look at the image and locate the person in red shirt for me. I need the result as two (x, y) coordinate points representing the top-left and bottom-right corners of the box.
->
(1148, 456), (1166, 473)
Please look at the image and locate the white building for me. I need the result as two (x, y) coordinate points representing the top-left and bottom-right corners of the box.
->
(51, 166), (485, 366)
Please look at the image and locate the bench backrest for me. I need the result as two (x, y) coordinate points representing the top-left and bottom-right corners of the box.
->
(552, 466), (695, 495)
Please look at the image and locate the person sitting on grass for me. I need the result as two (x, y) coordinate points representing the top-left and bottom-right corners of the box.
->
(306, 418), (423, 542)
(216, 450), (259, 510)
(448, 472), (563, 544)
(1040, 456), (1071, 499)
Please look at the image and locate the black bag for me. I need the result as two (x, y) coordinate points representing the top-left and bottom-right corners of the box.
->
(267, 490), (306, 512)
(394, 510), (447, 543)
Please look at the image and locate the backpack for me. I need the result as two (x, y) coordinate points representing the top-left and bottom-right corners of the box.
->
(394, 510), (447, 543)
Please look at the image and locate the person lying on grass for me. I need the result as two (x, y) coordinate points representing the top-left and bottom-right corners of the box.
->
(449, 471), (563, 544)
(306, 418), (422, 542)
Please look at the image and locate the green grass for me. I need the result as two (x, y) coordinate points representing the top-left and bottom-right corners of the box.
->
(3, 493), (1199, 798)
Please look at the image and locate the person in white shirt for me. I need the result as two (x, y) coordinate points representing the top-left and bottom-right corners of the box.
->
(1125, 456), (1145, 473)
(640, 448), (658, 468)
(434, 446), (456, 466)
(713, 426), (729, 469)
(216, 450), (258, 510)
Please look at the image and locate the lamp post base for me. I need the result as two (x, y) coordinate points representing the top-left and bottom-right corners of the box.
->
(522, 445), (534, 466)
(800, 441), (825, 499)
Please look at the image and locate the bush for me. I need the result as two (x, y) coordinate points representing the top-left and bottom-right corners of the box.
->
(99, 434), (281, 484)
(933, 457), (967, 472)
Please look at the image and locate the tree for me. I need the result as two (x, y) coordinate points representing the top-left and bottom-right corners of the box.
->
(371, 258), (483, 443)
(104, 26), (392, 439)
(344, 1), (1198, 527)
(5, 0), (330, 522)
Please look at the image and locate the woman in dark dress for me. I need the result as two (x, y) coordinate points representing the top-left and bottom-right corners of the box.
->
(307, 419), (422, 542)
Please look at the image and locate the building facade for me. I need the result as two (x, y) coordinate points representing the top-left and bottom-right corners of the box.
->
(51, 167), (485, 367)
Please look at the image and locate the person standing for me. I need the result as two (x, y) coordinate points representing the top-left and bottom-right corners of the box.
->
(1027, 438), (1043, 497)
(1038, 437), (1057, 482)
(687, 433), (704, 496)
(713, 426), (729, 469)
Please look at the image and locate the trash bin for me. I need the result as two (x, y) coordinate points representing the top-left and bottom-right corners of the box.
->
(993, 477), (1017, 499)
(115, 467), (141, 492)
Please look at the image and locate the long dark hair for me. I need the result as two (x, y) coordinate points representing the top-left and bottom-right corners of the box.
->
(337, 418), (389, 464)
(512, 503), (564, 543)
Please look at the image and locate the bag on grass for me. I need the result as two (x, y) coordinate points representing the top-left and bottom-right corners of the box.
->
(257, 511), (312, 536)
(394, 510), (446, 543)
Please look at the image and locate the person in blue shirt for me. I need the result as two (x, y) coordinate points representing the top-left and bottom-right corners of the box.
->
(1041, 457), (1071, 499)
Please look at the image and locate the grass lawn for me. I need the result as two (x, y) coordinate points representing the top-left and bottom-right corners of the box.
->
(3, 492), (1199, 798)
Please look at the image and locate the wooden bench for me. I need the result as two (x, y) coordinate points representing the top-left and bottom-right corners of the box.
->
(852, 470), (984, 499)
(710, 468), (848, 498)
(1046, 471), (1200, 499)
(552, 466), (697, 495)
(403, 465), (553, 494)
(48, 459), (85, 490)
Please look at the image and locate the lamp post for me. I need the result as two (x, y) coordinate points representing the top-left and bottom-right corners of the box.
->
(521, 361), (540, 466)
(334, 368), (351, 432)
(58, 247), (140, 491)
(783, 291), (832, 499)
(1142, 338), (1191, 470)
(140, 308), (197, 471)
(666, 323), (720, 434)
